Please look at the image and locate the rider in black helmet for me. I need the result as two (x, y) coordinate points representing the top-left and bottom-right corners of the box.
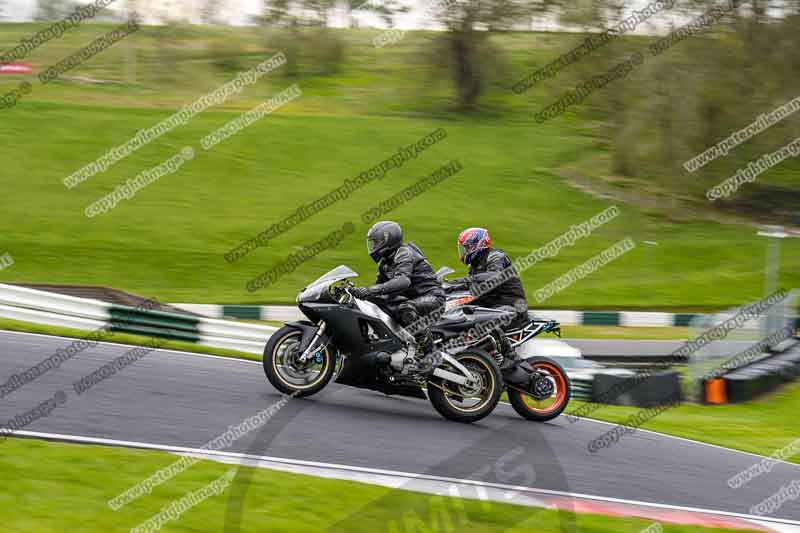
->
(352, 221), (445, 372)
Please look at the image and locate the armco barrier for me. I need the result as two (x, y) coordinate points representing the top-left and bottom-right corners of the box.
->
(171, 303), (706, 328)
(570, 376), (593, 401)
(0, 284), (109, 321)
(0, 304), (108, 331)
(0, 284), (276, 354)
(109, 305), (201, 342)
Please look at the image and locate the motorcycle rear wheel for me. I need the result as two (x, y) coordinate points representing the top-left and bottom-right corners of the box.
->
(507, 356), (571, 422)
(263, 325), (336, 398)
(427, 348), (502, 424)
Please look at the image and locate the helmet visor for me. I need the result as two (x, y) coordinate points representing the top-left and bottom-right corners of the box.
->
(458, 242), (479, 265)
(458, 242), (467, 263)
(367, 234), (387, 255)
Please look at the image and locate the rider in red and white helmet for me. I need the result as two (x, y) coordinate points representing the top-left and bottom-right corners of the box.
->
(452, 227), (529, 365)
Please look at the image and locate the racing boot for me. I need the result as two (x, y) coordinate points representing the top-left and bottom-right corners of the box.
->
(411, 330), (441, 375)
(364, 351), (392, 369)
(398, 305), (440, 375)
(496, 333), (519, 370)
(496, 332), (538, 390)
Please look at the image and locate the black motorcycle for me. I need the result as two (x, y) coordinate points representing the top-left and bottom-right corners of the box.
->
(435, 266), (572, 422)
(263, 266), (504, 423)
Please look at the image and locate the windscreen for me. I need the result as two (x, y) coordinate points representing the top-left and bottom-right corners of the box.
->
(308, 265), (358, 288)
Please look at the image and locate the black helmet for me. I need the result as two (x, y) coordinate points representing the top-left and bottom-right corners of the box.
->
(366, 221), (402, 262)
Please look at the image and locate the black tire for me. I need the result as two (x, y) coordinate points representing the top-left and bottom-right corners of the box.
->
(427, 348), (502, 423)
(263, 325), (336, 398)
(507, 356), (571, 422)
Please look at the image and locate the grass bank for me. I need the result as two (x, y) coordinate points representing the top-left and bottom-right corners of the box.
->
(0, 24), (797, 308)
(0, 437), (757, 533)
(569, 382), (800, 462)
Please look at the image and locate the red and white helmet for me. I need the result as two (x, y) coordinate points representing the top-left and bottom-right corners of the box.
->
(457, 228), (490, 265)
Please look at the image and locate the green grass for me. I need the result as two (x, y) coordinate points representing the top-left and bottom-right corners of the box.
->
(0, 317), (260, 361)
(0, 23), (798, 310)
(0, 437), (756, 533)
(569, 382), (800, 462)
(2, 101), (798, 309)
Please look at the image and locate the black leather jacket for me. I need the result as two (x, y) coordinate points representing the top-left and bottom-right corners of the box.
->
(465, 248), (527, 309)
(373, 243), (444, 299)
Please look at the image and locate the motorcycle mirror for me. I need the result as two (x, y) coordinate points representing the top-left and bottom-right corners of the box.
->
(435, 266), (455, 281)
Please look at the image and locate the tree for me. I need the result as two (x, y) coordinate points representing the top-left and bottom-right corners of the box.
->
(259, 0), (400, 76)
(430, 0), (563, 109)
(201, 0), (225, 24)
(261, 0), (326, 27)
(588, 0), (800, 221)
(35, 0), (73, 20)
(346, 0), (409, 28)
(124, 0), (140, 83)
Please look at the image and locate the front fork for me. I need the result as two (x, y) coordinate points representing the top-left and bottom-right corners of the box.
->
(296, 322), (328, 363)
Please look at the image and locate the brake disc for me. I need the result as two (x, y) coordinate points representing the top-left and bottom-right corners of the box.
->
(531, 375), (555, 400)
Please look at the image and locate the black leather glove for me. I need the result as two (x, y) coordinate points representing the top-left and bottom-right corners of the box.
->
(352, 286), (376, 299)
(443, 277), (469, 291)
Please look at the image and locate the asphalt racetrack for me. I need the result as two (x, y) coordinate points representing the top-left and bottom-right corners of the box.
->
(1, 330), (799, 525)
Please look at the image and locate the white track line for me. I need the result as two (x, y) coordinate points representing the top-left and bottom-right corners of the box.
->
(3, 329), (799, 469)
(7, 429), (800, 529)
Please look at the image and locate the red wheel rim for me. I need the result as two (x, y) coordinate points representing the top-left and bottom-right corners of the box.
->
(519, 362), (568, 415)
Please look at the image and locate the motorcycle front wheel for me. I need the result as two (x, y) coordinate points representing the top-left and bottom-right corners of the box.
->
(427, 348), (502, 424)
(263, 325), (336, 398)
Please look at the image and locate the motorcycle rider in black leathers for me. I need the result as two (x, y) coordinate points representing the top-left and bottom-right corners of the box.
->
(447, 227), (528, 368)
(352, 221), (445, 372)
